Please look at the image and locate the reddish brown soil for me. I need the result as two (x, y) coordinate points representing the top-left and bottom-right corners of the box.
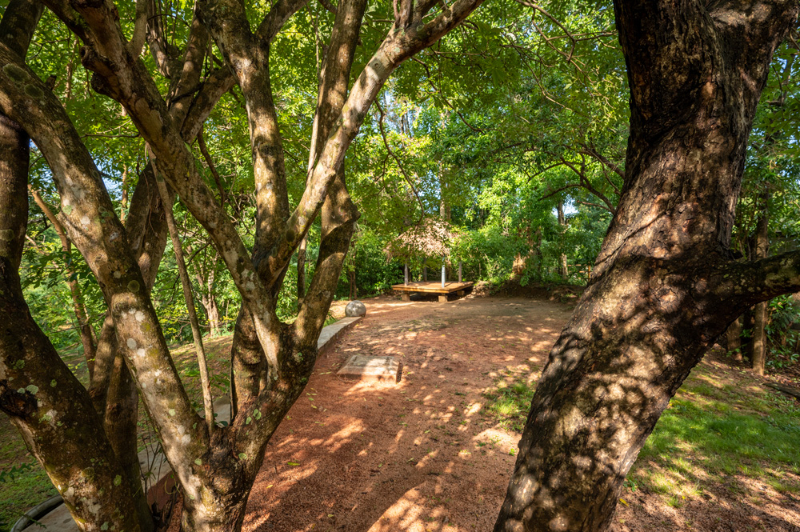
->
(239, 295), (564, 532)
(194, 295), (800, 532)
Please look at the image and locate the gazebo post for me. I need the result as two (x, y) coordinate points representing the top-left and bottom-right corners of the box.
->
(458, 261), (462, 283)
(404, 262), (409, 285)
(441, 260), (446, 288)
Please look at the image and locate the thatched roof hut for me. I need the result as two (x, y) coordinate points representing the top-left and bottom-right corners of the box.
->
(384, 219), (456, 262)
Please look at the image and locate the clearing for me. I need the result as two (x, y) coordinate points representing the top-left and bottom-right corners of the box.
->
(3, 294), (800, 531)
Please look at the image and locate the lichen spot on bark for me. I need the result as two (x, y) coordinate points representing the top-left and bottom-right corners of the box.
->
(0, 229), (14, 241)
(127, 280), (140, 292)
(126, 338), (137, 350)
(24, 84), (44, 99)
(2, 63), (26, 83)
(548, 514), (570, 532)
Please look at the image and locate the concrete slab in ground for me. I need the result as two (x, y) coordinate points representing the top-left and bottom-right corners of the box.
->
(337, 355), (401, 383)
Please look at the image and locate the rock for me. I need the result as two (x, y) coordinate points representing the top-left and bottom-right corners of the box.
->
(345, 300), (366, 317)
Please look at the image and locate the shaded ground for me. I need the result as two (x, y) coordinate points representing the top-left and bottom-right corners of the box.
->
(3, 294), (800, 531)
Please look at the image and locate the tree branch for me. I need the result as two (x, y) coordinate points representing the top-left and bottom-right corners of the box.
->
(272, 0), (487, 281)
(714, 250), (800, 308)
(198, 125), (226, 206)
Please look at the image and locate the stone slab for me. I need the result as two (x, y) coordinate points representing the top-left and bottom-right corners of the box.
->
(337, 355), (401, 383)
(19, 317), (360, 531)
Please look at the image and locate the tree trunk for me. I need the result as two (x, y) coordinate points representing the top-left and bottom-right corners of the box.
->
(439, 166), (451, 222)
(727, 317), (743, 361)
(751, 198), (770, 375)
(557, 201), (568, 279)
(0, 29), (144, 532)
(494, 1), (798, 531)
(29, 188), (97, 376)
(203, 295), (223, 336)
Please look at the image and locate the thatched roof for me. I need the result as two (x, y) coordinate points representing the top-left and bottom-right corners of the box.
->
(385, 219), (456, 262)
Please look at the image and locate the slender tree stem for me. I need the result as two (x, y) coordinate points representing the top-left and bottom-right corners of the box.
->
(149, 152), (215, 435)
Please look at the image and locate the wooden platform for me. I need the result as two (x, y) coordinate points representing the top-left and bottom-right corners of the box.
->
(392, 281), (474, 302)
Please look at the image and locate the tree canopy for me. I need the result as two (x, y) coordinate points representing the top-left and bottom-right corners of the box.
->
(1, 0), (799, 530)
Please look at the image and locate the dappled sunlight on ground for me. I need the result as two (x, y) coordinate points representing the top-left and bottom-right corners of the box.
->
(167, 294), (800, 532)
(240, 295), (566, 531)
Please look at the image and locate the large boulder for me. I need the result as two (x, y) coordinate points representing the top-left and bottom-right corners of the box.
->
(345, 300), (367, 317)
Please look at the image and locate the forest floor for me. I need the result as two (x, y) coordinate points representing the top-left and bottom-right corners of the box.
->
(2, 294), (800, 531)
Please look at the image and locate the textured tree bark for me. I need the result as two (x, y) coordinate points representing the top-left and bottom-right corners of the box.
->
(0, 3), (146, 531)
(0, 14), (144, 532)
(494, 1), (799, 531)
(201, 293), (223, 336)
(152, 156), (216, 433)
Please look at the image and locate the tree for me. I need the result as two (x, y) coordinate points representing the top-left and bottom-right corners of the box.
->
(0, 0), (486, 530)
(494, 1), (800, 531)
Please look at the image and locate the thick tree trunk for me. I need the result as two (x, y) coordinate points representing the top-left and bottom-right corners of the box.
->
(0, 58), (144, 532)
(6, 0), (486, 528)
(751, 201), (770, 375)
(494, 1), (798, 531)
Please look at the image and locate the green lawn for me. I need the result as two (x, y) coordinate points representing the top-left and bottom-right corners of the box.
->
(482, 355), (800, 511)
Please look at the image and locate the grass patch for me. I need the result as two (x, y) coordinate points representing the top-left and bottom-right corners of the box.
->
(483, 375), (536, 432)
(0, 449), (58, 530)
(481, 364), (800, 511)
(629, 367), (800, 505)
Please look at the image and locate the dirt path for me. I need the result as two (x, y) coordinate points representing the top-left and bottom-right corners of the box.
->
(241, 295), (569, 532)
(235, 294), (800, 532)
